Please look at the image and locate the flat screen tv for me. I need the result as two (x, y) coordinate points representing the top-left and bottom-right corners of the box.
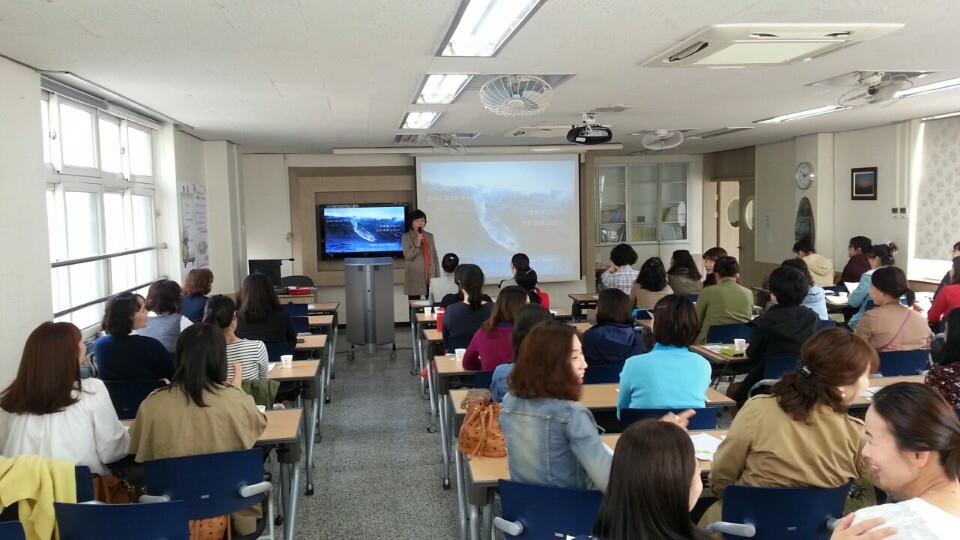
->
(317, 204), (407, 259)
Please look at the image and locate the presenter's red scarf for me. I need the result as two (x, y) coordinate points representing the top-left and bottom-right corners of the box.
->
(422, 238), (432, 289)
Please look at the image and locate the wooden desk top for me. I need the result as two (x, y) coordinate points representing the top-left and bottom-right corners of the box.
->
(416, 312), (437, 323)
(690, 344), (751, 365)
(296, 334), (327, 350)
(467, 430), (727, 487)
(122, 409), (302, 446)
(307, 314), (334, 326)
(435, 355), (475, 377)
(569, 293), (599, 303)
(451, 384), (734, 416)
(849, 375), (924, 408)
(572, 322), (592, 333)
(308, 302), (339, 312)
(423, 329), (443, 342)
(268, 360), (320, 381)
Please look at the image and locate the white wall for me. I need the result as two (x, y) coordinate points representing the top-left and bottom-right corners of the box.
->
(203, 141), (245, 293)
(0, 58), (53, 386)
(240, 154), (293, 273)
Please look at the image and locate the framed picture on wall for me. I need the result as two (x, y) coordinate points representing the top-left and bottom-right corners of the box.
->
(851, 167), (878, 200)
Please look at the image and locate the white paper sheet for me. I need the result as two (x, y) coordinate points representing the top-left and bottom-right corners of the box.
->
(690, 433), (723, 461)
(268, 362), (277, 372)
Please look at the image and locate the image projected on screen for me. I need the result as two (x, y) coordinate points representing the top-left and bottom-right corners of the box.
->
(417, 157), (580, 282)
(322, 206), (404, 256)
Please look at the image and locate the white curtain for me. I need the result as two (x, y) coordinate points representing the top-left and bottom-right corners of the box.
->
(915, 116), (960, 260)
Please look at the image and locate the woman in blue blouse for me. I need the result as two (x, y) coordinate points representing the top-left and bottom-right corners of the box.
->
(847, 243), (897, 330)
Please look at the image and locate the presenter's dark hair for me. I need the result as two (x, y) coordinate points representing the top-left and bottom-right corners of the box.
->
(596, 289), (633, 326)
(849, 236), (873, 254)
(203, 295), (237, 329)
(793, 237), (816, 254)
(459, 264), (485, 310)
(637, 257), (668, 291)
(441, 253), (459, 274)
(102, 292), (145, 337)
(511, 253), (530, 273)
(406, 209), (427, 231)
(238, 273), (282, 323)
(768, 266), (808, 307)
(0, 322), (83, 415)
(610, 243), (638, 267)
(511, 304), (552, 358)
(145, 279), (182, 315)
(169, 323), (228, 407)
(871, 266), (915, 307)
(668, 250), (702, 281)
(593, 420), (712, 540)
(652, 295), (698, 347)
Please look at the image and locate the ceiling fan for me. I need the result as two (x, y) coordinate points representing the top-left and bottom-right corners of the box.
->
(838, 71), (913, 107)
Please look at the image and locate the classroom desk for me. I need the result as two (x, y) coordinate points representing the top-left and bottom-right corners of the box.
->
(307, 314), (334, 327)
(307, 302), (340, 405)
(568, 293), (599, 320)
(690, 344), (752, 365)
(277, 294), (315, 305)
(849, 375), (924, 408)
(268, 360), (322, 497)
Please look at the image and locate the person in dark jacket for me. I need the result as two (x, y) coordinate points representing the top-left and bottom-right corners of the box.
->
(933, 241), (960, 300)
(442, 264), (494, 350)
(181, 268), (214, 323)
(235, 273), (296, 344)
(732, 265), (819, 406)
(581, 289), (647, 365)
(838, 235), (873, 286)
(93, 292), (173, 381)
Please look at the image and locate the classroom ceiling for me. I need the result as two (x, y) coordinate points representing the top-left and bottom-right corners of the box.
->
(2, 0), (960, 155)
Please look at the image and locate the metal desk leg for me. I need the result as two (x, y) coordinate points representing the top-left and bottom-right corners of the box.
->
(325, 318), (337, 402)
(480, 499), (493, 540)
(285, 461), (301, 540)
(279, 462), (291, 537)
(439, 389), (450, 489)
(454, 439), (467, 539)
(425, 342), (437, 417)
(303, 398), (317, 496)
(468, 503), (480, 540)
(410, 307), (419, 375)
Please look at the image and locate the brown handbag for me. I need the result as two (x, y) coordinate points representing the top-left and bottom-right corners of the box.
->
(91, 474), (137, 504)
(458, 398), (507, 458)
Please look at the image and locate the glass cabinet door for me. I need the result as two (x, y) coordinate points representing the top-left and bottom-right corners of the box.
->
(657, 163), (687, 242)
(598, 166), (626, 243)
(628, 165), (658, 242)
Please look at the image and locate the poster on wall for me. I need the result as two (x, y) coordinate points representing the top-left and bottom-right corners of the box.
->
(179, 184), (209, 271)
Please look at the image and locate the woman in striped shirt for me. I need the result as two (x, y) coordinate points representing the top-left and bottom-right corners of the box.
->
(204, 295), (269, 380)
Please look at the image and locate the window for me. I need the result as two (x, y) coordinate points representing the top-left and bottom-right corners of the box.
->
(42, 91), (160, 330)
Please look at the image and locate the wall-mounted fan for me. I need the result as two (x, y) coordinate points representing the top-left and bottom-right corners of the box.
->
(479, 75), (553, 117)
(639, 129), (685, 151)
(838, 71), (913, 107)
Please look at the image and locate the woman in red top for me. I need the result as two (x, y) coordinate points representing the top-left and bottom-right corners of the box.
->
(928, 257), (960, 327)
(461, 287), (529, 371)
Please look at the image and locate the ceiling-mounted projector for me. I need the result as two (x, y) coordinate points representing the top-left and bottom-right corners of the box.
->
(567, 113), (613, 145)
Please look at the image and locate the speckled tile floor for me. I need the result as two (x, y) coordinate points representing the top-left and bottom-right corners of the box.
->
(291, 329), (459, 539)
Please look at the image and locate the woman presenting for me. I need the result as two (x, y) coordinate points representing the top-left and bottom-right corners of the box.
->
(402, 209), (440, 300)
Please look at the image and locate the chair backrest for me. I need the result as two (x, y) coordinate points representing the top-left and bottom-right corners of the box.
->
(280, 275), (314, 288)
(75, 466), (94, 503)
(445, 335), (472, 351)
(473, 371), (494, 389)
(143, 449), (266, 520)
(264, 341), (296, 362)
(818, 320), (837, 329)
(102, 380), (166, 420)
(0, 521), (25, 540)
(281, 303), (308, 317)
(291, 316), (309, 334)
(878, 349), (931, 376)
(55, 501), (188, 540)
(620, 407), (718, 431)
(763, 356), (801, 380)
(687, 294), (699, 303)
(582, 363), (623, 385)
(719, 484), (851, 540)
(706, 323), (752, 343)
(632, 308), (653, 321)
(498, 480), (602, 539)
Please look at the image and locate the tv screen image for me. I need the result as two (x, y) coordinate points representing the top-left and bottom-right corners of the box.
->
(320, 206), (405, 258)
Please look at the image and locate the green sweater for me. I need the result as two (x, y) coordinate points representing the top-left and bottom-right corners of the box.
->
(696, 279), (754, 343)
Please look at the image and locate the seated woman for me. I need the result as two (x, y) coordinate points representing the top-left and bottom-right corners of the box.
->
(490, 304), (552, 403)
(93, 292), (173, 381)
(500, 321), (612, 490)
(700, 329), (876, 527)
(0, 322), (128, 475)
(856, 266), (932, 352)
(695, 256), (753, 344)
(499, 253), (530, 290)
(599, 244), (640, 295)
(582, 288), (647, 366)
(667, 250), (703, 297)
(835, 383), (960, 539)
(848, 243), (897, 330)
(781, 258), (829, 320)
(793, 237), (835, 288)
(439, 264), (493, 309)
(442, 264), (494, 350)
(592, 420), (712, 540)
(139, 279), (193, 353)
(204, 295), (269, 381)
(732, 265), (819, 407)
(235, 273), (296, 344)
(925, 309), (960, 408)
(932, 242), (960, 300)
(181, 268), (214, 323)
(929, 257), (960, 328)
(516, 267), (548, 308)
(618, 295), (710, 414)
(701, 246), (727, 288)
(462, 286), (529, 371)
(630, 257), (673, 309)
(428, 253), (459, 305)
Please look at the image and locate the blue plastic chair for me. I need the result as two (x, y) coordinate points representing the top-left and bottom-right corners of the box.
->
(472, 371), (494, 389)
(264, 341), (296, 362)
(0, 522), (25, 540)
(281, 303), (308, 317)
(583, 363), (623, 384)
(291, 316), (309, 334)
(631, 308), (653, 321)
(75, 466), (94, 503)
(706, 484), (851, 539)
(55, 501), (189, 540)
(763, 356), (801, 379)
(687, 294), (699, 303)
(707, 323), (752, 343)
(818, 319), (838, 329)
(103, 380), (166, 420)
(493, 480), (603, 539)
(878, 349), (931, 376)
(141, 448), (272, 519)
(620, 407), (718, 430)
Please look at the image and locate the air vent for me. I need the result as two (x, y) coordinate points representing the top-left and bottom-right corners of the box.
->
(643, 23), (903, 67)
(465, 74), (575, 92)
(688, 127), (754, 139)
(393, 134), (423, 145)
(505, 125), (575, 138)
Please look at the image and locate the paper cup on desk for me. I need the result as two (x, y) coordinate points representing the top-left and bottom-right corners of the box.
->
(733, 339), (747, 353)
(280, 354), (293, 369)
(455, 348), (466, 363)
(424, 306), (433, 316)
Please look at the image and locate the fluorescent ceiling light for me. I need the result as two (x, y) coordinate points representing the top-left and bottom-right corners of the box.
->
(896, 77), (960, 98)
(439, 0), (543, 57)
(401, 112), (441, 130)
(922, 111), (960, 121)
(416, 74), (472, 104)
(754, 105), (850, 124)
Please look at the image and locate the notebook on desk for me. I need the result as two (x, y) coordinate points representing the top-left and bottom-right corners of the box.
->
(844, 282), (860, 294)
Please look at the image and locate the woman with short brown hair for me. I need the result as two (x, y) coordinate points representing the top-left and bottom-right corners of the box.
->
(182, 268), (214, 323)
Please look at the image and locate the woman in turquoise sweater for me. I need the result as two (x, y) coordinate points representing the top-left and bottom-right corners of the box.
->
(618, 295), (711, 417)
